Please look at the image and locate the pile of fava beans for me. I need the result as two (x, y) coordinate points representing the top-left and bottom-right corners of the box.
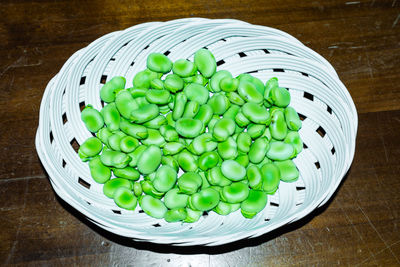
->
(78, 49), (303, 223)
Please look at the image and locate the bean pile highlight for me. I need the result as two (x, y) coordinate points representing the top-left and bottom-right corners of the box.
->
(79, 49), (303, 223)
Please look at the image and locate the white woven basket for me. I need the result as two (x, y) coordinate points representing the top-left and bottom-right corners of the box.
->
(35, 18), (357, 246)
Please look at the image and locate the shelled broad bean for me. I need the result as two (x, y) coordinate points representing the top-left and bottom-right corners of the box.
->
(79, 48), (303, 222)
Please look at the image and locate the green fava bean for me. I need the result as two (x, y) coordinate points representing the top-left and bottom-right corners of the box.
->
(210, 185), (223, 194)
(164, 74), (184, 93)
(132, 71), (151, 88)
(213, 201), (232, 215)
(238, 80), (263, 104)
(220, 77), (239, 92)
(177, 150), (198, 172)
(161, 156), (179, 173)
(130, 104), (159, 123)
(152, 165), (177, 193)
(146, 172), (157, 182)
(81, 105), (104, 133)
(199, 171), (211, 189)
(164, 188), (188, 209)
(115, 90), (139, 120)
(172, 92), (187, 120)
(143, 115), (167, 129)
(145, 89), (171, 105)
(166, 113), (175, 127)
(129, 87), (147, 97)
(163, 142), (185, 155)
(266, 141), (294, 161)
(191, 133), (217, 155)
(119, 118), (148, 139)
(189, 188), (220, 211)
(227, 91), (245, 106)
(263, 100), (272, 109)
(89, 156), (111, 184)
(213, 118), (235, 141)
(147, 53), (172, 74)
(285, 106), (302, 131)
(271, 87), (291, 107)
(206, 166), (232, 186)
(150, 78), (164, 90)
(194, 48), (216, 78)
(108, 131), (126, 151)
(284, 131), (303, 155)
(183, 83), (209, 105)
(175, 118), (203, 138)
(221, 160), (246, 181)
(133, 182), (142, 197)
(217, 137), (238, 160)
(101, 103), (120, 132)
(207, 115), (220, 133)
(210, 70), (232, 92)
(103, 178), (132, 198)
(249, 137), (269, 164)
(183, 208), (203, 223)
(275, 160), (299, 182)
(208, 93), (230, 115)
(168, 94), (175, 110)
(221, 182), (250, 204)
(235, 111), (250, 127)
(140, 180), (164, 199)
(235, 153), (249, 167)
(113, 166), (140, 180)
(183, 74), (205, 85)
(237, 73), (265, 95)
(260, 126), (272, 141)
(172, 59), (197, 77)
(100, 76), (126, 103)
(141, 129), (166, 147)
(182, 101), (200, 119)
(260, 163), (280, 194)
(139, 195), (168, 219)
(134, 96), (150, 108)
(78, 137), (103, 161)
(178, 172), (202, 194)
(265, 77), (279, 90)
(270, 110), (288, 140)
(198, 151), (219, 171)
(193, 104), (213, 127)
(247, 165), (262, 190)
(159, 125), (179, 142)
(240, 190), (268, 219)
(235, 124), (244, 134)
(96, 127), (113, 146)
(264, 77), (279, 105)
(247, 124), (266, 139)
(237, 132), (252, 153)
(167, 93), (175, 109)
(256, 157), (271, 168)
(100, 150), (131, 168)
(127, 145), (147, 167)
(223, 105), (240, 120)
(164, 208), (188, 223)
(113, 187), (137, 210)
(242, 102), (271, 125)
(137, 145), (162, 175)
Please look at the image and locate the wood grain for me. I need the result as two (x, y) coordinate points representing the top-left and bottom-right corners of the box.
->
(1, 0), (400, 265)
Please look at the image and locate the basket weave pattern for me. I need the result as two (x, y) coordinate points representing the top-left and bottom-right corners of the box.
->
(35, 18), (357, 246)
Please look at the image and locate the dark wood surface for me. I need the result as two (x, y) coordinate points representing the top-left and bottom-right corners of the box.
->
(1, 0), (400, 265)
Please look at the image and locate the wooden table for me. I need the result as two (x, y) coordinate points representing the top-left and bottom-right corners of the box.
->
(1, 0), (399, 265)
